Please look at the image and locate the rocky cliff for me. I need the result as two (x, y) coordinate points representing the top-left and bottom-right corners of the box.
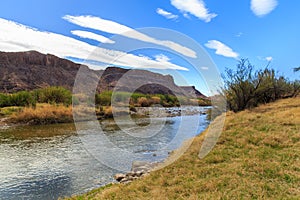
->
(0, 51), (206, 98)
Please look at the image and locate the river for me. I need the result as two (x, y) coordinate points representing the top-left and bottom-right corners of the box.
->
(0, 107), (210, 199)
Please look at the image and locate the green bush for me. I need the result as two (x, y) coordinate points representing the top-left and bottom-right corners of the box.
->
(35, 86), (72, 106)
(112, 92), (131, 103)
(0, 93), (10, 107)
(95, 91), (181, 108)
(223, 59), (300, 112)
(0, 91), (36, 107)
(95, 91), (112, 106)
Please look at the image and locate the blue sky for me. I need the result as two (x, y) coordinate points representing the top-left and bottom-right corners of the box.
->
(0, 0), (299, 95)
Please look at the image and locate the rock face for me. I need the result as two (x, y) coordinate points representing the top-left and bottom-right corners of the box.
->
(98, 67), (207, 98)
(0, 51), (99, 92)
(0, 51), (206, 98)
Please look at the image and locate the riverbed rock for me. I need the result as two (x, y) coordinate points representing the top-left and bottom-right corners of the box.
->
(114, 161), (159, 183)
(114, 173), (126, 181)
(120, 179), (132, 184)
(131, 161), (154, 172)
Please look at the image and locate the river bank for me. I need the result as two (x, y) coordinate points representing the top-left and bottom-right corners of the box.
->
(0, 107), (210, 200)
(0, 103), (209, 127)
(65, 97), (300, 200)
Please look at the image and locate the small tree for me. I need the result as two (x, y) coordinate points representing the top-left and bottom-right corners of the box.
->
(293, 67), (300, 72)
(223, 59), (258, 112)
(223, 59), (299, 112)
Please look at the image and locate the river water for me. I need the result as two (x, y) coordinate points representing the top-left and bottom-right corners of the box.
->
(0, 107), (210, 200)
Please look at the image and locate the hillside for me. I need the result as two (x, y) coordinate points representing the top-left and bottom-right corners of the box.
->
(67, 97), (300, 199)
(0, 51), (206, 98)
(0, 51), (98, 92)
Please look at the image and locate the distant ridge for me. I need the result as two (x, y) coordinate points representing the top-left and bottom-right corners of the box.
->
(0, 51), (207, 98)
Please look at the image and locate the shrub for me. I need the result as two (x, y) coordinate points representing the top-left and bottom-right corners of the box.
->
(95, 91), (112, 106)
(150, 96), (161, 104)
(10, 104), (73, 125)
(137, 97), (150, 107)
(112, 92), (131, 104)
(130, 93), (147, 103)
(223, 59), (300, 112)
(9, 91), (36, 107)
(103, 106), (113, 117)
(35, 87), (72, 106)
(0, 93), (10, 107)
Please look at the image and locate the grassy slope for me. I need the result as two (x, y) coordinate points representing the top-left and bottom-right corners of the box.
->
(67, 97), (300, 200)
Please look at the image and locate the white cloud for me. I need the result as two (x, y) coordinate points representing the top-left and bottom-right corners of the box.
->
(0, 18), (188, 71)
(156, 8), (178, 20)
(71, 30), (115, 44)
(63, 15), (131, 35)
(63, 15), (196, 58)
(170, 0), (217, 22)
(265, 56), (273, 61)
(155, 54), (171, 62)
(183, 13), (191, 19)
(201, 66), (209, 70)
(235, 32), (243, 37)
(251, 0), (278, 17)
(205, 40), (239, 58)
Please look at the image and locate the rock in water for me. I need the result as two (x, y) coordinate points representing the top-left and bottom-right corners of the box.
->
(114, 173), (126, 181)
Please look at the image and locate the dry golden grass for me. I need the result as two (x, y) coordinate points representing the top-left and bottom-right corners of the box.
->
(11, 103), (73, 125)
(104, 106), (113, 117)
(150, 96), (161, 104)
(66, 97), (300, 200)
(137, 97), (150, 107)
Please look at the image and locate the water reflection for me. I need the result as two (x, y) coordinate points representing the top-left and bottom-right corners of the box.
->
(0, 109), (209, 200)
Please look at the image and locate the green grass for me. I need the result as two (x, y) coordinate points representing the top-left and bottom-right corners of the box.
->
(0, 106), (22, 116)
(66, 97), (300, 200)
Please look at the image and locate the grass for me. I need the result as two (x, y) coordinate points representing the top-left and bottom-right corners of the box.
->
(66, 97), (300, 200)
(0, 106), (22, 116)
(10, 103), (73, 125)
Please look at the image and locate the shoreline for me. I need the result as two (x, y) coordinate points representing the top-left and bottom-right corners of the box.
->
(65, 97), (300, 199)
(0, 105), (210, 128)
(65, 114), (213, 199)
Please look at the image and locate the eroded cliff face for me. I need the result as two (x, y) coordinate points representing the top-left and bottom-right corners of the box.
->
(0, 51), (96, 92)
(0, 51), (206, 98)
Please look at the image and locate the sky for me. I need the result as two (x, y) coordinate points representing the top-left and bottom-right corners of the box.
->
(0, 0), (299, 96)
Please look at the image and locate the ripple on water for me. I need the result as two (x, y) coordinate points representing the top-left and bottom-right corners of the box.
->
(0, 110), (210, 199)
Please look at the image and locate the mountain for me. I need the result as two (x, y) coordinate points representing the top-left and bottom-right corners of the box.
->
(0, 51), (206, 98)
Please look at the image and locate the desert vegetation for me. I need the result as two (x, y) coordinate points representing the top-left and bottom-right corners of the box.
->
(63, 60), (300, 199)
(10, 103), (73, 125)
(66, 96), (300, 200)
(0, 87), (73, 124)
(95, 91), (210, 108)
(0, 86), (210, 125)
(0, 86), (72, 108)
(222, 59), (300, 112)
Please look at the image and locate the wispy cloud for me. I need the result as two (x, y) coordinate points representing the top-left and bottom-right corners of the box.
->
(200, 66), (209, 70)
(183, 13), (191, 19)
(63, 15), (196, 58)
(0, 18), (188, 71)
(170, 0), (217, 22)
(155, 54), (171, 62)
(235, 32), (243, 37)
(71, 30), (115, 44)
(251, 0), (278, 17)
(265, 56), (273, 62)
(156, 8), (178, 20)
(205, 40), (239, 58)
